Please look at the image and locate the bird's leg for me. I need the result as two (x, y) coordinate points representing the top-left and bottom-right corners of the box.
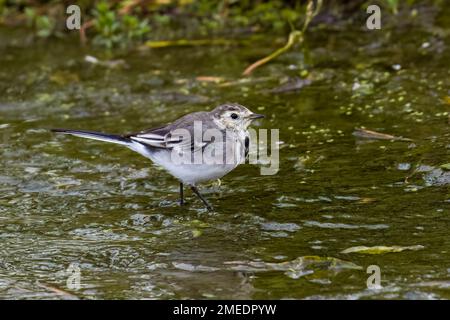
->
(190, 185), (213, 211)
(179, 182), (184, 205)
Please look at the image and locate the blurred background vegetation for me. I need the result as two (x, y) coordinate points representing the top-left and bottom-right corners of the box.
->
(0, 0), (447, 49)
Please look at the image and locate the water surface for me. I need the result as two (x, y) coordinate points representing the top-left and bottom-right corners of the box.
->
(0, 22), (449, 299)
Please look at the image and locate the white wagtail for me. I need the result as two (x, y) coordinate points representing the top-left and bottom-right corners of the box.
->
(52, 103), (264, 210)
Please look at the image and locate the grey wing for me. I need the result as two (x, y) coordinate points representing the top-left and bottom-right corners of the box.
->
(125, 119), (209, 153)
(126, 125), (174, 149)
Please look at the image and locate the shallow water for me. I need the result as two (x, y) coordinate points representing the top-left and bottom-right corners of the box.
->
(0, 20), (449, 299)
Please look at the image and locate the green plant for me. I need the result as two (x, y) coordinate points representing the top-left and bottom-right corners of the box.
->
(35, 15), (56, 38)
(122, 14), (150, 42)
(23, 6), (55, 38)
(92, 1), (150, 49)
(92, 2), (121, 48)
(385, 0), (399, 14)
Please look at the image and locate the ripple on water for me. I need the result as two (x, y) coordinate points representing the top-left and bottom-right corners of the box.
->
(260, 222), (301, 232)
(172, 262), (220, 272)
(304, 221), (389, 230)
(70, 226), (139, 241)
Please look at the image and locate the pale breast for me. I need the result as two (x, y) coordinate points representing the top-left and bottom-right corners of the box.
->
(128, 130), (247, 185)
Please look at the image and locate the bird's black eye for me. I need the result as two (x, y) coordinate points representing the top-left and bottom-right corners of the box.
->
(230, 113), (239, 119)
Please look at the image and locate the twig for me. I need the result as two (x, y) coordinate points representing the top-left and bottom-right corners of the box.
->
(79, 19), (94, 45)
(36, 281), (79, 300)
(242, 30), (303, 76)
(241, 0), (322, 76)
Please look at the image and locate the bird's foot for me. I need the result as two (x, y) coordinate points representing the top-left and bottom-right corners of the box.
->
(190, 185), (214, 212)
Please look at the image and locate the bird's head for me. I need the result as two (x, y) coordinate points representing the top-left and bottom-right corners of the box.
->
(211, 103), (264, 130)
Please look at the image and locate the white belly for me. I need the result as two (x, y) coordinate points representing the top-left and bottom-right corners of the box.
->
(129, 137), (245, 185)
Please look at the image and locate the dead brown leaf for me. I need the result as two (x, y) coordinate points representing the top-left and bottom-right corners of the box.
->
(353, 128), (412, 142)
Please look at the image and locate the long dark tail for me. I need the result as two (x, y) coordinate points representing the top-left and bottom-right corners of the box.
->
(51, 129), (132, 146)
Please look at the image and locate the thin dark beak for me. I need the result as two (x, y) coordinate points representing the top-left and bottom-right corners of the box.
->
(248, 113), (265, 120)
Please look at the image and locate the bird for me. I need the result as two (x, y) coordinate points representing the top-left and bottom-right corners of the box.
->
(52, 103), (264, 211)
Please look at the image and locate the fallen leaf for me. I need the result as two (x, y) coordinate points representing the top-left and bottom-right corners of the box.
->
(84, 55), (127, 69)
(353, 128), (412, 142)
(36, 282), (79, 300)
(224, 256), (362, 279)
(195, 76), (225, 83)
(341, 245), (424, 254)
